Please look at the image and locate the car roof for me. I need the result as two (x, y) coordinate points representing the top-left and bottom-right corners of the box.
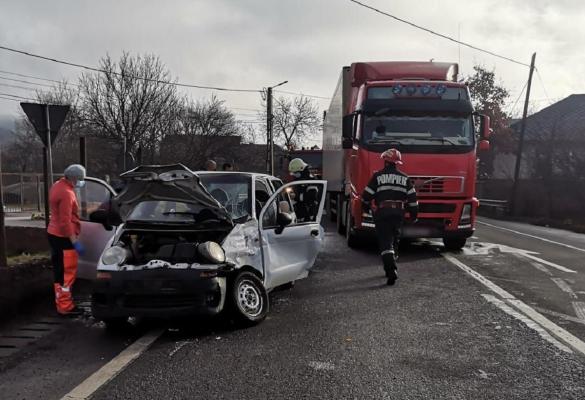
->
(195, 171), (279, 180)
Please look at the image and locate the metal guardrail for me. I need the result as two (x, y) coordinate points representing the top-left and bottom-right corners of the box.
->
(478, 199), (509, 216)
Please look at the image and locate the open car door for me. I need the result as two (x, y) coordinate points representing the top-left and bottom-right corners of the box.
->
(258, 180), (327, 290)
(75, 177), (117, 279)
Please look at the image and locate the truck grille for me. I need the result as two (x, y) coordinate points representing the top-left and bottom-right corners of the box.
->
(418, 203), (456, 213)
(412, 176), (464, 194)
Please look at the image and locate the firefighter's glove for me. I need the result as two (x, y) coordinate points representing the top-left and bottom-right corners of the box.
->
(73, 241), (86, 256)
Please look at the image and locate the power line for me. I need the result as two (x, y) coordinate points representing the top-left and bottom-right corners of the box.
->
(273, 90), (331, 100)
(347, 0), (531, 67)
(508, 80), (527, 116)
(534, 68), (552, 105)
(0, 96), (21, 102)
(0, 44), (262, 93)
(0, 91), (36, 101)
(0, 82), (46, 92)
(0, 69), (74, 86)
(0, 75), (56, 88)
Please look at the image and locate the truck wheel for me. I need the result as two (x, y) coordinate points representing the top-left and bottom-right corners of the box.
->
(328, 194), (336, 222)
(443, 237), (467, 251)
(336, 194), (346, 235)
(228, 271), (269, 326)
(346, 206), (361, 248)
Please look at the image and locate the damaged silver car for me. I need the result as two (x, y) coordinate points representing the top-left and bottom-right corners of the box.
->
(75, 165), (327, 327)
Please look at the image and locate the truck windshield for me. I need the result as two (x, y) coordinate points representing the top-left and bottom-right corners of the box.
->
(362, 115), (474, 148)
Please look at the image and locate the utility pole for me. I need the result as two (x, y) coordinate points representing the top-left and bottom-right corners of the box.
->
(0, 145), (7, 268)
(265, 80), (288, 175)
(510, 52), (536, 216)
(44, 105), (53, 228)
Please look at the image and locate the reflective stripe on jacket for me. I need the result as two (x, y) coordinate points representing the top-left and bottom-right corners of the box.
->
(362, 165), (418, 218)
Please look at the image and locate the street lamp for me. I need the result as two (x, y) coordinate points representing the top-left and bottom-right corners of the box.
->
(265, 80), (288, 176)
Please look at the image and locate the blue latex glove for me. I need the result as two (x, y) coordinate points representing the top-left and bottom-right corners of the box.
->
(72, 241), (85, 256)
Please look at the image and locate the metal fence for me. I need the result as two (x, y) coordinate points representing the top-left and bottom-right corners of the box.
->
(1, 173), (62, 213)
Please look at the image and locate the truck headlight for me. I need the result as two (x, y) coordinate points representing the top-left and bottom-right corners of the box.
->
(460, 204), (472, 224)
(101, 245), (127, 265)
(198, 241), (226, 264)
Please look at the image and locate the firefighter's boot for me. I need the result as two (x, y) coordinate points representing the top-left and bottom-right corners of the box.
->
(382, 252), (398, 286)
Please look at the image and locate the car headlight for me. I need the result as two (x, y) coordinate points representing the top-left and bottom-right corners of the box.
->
(198, 241), (226, 264)
(101, 245), (127, 265)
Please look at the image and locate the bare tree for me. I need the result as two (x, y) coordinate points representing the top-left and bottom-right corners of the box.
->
(160, 96), (241, 168)
(79, 53), (182, 159)
(271, 96), (320, 151)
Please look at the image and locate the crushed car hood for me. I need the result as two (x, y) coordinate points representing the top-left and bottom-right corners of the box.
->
(113, 164), (232, 224)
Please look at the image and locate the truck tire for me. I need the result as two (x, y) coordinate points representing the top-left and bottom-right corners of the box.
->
(228, 271), (269, 327)
(346, 205), (361, 248)
(443, 237), (467, 251)
(336, 194), (346, 235)
(328, 194), (336, 222)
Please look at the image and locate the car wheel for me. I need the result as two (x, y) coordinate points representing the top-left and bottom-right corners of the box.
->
(443, 237), (467, 251)
(229, 271), (269, 326)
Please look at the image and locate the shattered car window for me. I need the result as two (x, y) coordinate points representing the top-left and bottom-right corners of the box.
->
(127, 200), (209, 223)
(199, 174), (252, 221)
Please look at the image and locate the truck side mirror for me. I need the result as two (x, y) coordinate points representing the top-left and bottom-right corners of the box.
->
(479, 140), (490, 152)
(479, 114), (491, 139)
(342, 114), (355, 150)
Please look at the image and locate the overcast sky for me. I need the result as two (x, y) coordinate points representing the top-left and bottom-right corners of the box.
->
(1, 0), (583, 129)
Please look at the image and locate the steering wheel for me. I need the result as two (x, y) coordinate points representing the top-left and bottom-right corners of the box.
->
(210, 188), (230, 206)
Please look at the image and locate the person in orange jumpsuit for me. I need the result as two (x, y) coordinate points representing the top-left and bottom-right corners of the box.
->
(47, 164), (86, 315)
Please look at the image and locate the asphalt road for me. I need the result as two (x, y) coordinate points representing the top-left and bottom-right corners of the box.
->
(2, 219), (585, 399)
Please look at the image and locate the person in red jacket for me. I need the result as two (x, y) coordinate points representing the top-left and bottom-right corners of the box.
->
(47, 164), (86, 315)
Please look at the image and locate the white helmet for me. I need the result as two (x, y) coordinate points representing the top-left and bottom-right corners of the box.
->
(288, 158), (308, 174)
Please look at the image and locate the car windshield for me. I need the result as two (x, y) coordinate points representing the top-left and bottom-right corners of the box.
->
(199, 174), (252, 221)
(362, 115), (474, 146)
(127, 200), (212, 223)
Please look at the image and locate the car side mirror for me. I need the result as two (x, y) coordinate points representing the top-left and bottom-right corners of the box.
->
(275, 212), (293, 235)
(89, 209), (121, 231)
(342, 114), (355, 149)
(479, 139), (490, 152)
(479, 114), (491, 139)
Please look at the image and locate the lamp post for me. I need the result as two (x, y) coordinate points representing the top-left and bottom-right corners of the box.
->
(265, 80), (288, 175)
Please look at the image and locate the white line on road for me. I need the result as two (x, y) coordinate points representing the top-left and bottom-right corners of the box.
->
(573, 302), (585, 322)
(61, 329), (164, 400)
(551, 278), (578, 299)
(529, 261), (552, 276)
(481, 294), (573, 354)
(534, 306), (585, 326)
(443, 254), (585, 356)
(477, 220), (585, 254)
(521, 253), (576, 274)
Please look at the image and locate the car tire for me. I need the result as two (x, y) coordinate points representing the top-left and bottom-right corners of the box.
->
(229, 271), (269, 326)
(346, 205), (361, 248)
(443, 237), (467, 251)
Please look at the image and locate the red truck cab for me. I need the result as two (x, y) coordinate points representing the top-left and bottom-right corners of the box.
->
(323, 61), (491, 250)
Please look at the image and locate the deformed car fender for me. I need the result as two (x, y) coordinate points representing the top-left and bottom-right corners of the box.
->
(221, 220), (264, 279)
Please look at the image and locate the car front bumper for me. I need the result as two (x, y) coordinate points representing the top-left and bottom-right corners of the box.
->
(91, 268), (227, 320)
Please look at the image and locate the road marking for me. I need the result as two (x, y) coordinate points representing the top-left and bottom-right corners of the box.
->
(168, 340), (192, 357)
(551, 278), (578, 299)
(529, 261), (552, 276)
(573, 302), (585, 321)
(477, 220), (585, 254)
(463, 242), (576, 273)
(443, 254), (585, 356)
(521, 253), (576, 274)
(534, 306), (585, 326)
(482, 294), (573, 354)
(61, 329), (164, 400)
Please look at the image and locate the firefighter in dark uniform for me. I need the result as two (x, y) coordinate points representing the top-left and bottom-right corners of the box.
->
(288, 158), (318, 222)
(362, 148), (418, 285)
